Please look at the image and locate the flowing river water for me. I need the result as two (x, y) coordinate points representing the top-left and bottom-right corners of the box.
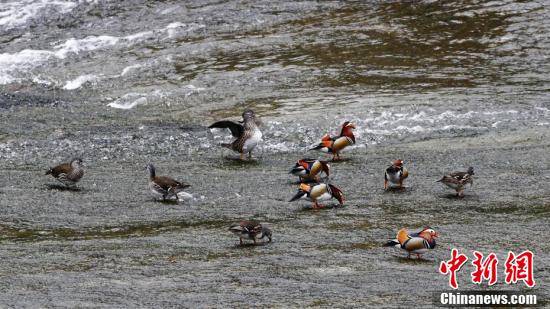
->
(0, 0), (549, 307)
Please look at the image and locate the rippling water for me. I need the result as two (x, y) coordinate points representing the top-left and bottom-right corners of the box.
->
(2, 1), (548, 129)
(0, 0), (549, 307)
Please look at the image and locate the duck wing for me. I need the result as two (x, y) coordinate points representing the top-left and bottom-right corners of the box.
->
(230, 221), (262, 236)
(46, 163), (71, 177)
(449, 171), (468, 180)
(154, 176), (190, 191)
(209, 121), (244, 138)
(438, 175), (461, 184)
(447, 171), (472, 184)
(310, 135), (335, 152)
(401, 236), (429, 251)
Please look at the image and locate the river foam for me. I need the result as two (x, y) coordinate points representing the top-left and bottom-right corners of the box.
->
(0, 20), (206, 86)
(0, 0), (77, 30)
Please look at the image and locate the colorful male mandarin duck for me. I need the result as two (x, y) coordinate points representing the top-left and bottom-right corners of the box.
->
(310, 121), (356, 161)
(229, 221), (272, 245)
(289, 159), (330, 182)
(384, 159), (409, 189)
(147, 163), (190, 201)
(437, 167), (474, 197)
(208, 109), (262, 160)
(45, 158), (84, 188)
(384, 227), (439, 259)
(289, 183), (344, 209)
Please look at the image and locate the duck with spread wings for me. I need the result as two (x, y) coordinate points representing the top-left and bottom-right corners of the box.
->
(209, 109), (262, 160)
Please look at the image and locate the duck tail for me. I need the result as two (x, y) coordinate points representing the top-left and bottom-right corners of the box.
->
(309, 144), (323, 151)
(383, 240), (400, 247)
(45, 168), (52, 175)
(310, 140), (333, 152)
(289, 190), (306, 202)
(176, 182), (191, 190)
(228, 225), (244, 232)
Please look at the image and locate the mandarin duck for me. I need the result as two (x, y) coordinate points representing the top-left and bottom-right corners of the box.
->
(384, 159), (409, 189)
(229, 220), (272, 245)
(147, 163), (190, 201)
(437, 167), (474, 197)
(45, 158), (84, 188)
(289, 159), (330, 182)
(208, 109), (262, 160)
(289, 183), (344, 209)
(384, 227), (439, 259)
(310, 121), (356, 161)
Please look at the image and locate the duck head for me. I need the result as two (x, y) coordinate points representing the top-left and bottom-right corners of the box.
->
(242, 109), (262, 125)
(467, 167), (475, 175)
(392, 159), (404, 167)
(299, 183), (311, 192)
(298, 159), (310, 170)
(289, 183), (310, 202)
(242, 109), (255, 119)
(289, 160), (307, 175)
(262, 226), (272, 242)
(71, 158), (83, 168)
(419, 227), (439, 240)
(340, 121), (356, 142)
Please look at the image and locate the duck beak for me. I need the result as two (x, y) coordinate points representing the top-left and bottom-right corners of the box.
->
(289, 190), (306, 202)
(347, 123), (356, 129)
